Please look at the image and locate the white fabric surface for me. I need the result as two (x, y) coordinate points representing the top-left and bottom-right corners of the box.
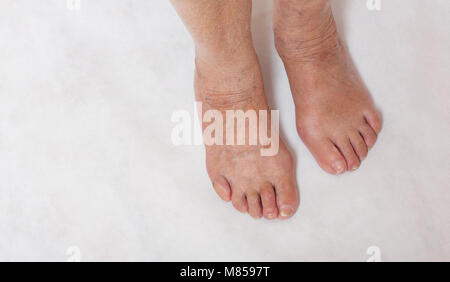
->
(0, 0), (449, 261)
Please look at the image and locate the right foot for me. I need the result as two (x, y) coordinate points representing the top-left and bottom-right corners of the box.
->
(195, 55), (299, 220)
(274, 0), (382, 174)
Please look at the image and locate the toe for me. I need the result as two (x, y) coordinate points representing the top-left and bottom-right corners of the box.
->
(246, 190), (263, 219)
(260, 184), (278, 220)
(212, 175), (232, 202)
(274, 178), (299, 219)
(359, 124), (378, 150)
(231, 188), (248, 213)
(349, 131), (368, 161)
(307, 138), (347, 175)
(364, 110), (383, 134)
(336, 138), (360, 171)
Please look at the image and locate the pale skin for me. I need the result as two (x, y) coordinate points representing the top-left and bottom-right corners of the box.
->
(171, 0), (382, 220)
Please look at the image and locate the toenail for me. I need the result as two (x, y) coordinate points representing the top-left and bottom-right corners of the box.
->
(331, 161), (345, 174)
(351, 165), (359, 171)
(280, 207), (293, 218)
(267, 213), (275, 219)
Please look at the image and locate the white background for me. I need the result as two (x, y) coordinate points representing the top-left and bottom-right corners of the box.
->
(0, 0), (449, 261)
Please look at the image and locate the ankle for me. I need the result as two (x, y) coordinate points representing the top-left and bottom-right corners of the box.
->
(274, 0), (339, 60)
(275, 0), (330, 10)
(194, 38), (258, 71)
(195, 54), (261, 93)
(194, 35), (260, 81)
(194, 51), (263, 110)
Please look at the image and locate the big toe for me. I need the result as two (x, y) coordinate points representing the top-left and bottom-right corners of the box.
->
(274, 178), (299, 219)
(307, 138), (347, 175)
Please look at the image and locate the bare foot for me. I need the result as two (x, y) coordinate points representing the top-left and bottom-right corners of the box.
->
(274, 0), (382, 174)
(171, 0), (298, 219)
(195, 55), (299, 219)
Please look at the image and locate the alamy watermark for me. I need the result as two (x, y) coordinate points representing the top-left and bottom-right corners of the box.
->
(66, 246), (82, 262)
(67, 0), (81, 11)
(366, 246), (382, 262)
(366, 0), (381, 11)
(171, 102), (280, 156)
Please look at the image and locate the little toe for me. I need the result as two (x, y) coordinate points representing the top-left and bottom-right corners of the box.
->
(260, 184), (278, 220)
(212, 175), (232, 202)
(246, 190), (263, 219)
(364, 110), (383, 134)
(336, 138), (361, 171)
(349, 131), (368, 161)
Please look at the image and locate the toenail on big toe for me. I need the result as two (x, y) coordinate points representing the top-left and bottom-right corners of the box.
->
(280, 207), (293, 218)
(331, 160), (346, 174)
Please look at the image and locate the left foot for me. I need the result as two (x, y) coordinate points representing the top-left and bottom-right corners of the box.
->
(274, 0), (382, 174)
